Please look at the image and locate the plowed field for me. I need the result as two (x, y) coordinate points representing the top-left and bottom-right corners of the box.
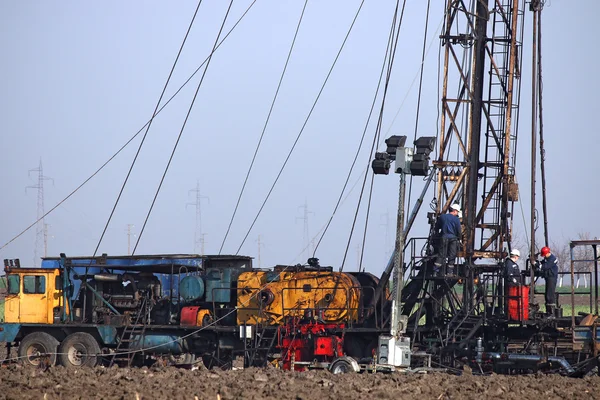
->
(0, 364), (598, 400)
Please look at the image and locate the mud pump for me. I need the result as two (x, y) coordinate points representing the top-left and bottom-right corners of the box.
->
(277, 309), (352, 372)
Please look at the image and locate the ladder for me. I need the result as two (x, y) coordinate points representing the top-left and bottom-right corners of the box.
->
(443, 312), (483, 347)
(109, 298), (148, 367)
(246, 324), (278, 368)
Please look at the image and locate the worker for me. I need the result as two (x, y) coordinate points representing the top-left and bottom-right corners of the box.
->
(536, 246), (559, 317)
(505, 249), (521, 284)
(433, 203), (462, 275)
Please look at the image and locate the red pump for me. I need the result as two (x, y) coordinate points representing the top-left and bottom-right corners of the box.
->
(277, 310), (345, 371)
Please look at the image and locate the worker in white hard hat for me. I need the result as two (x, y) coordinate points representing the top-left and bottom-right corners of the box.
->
(433, 203), (462, 275)
(505, 248), (522, 285)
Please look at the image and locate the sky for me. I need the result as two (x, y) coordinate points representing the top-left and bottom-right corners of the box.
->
(0, 0), (597, 277)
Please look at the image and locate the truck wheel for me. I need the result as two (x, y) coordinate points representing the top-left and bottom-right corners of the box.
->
(18, 332), (59, 367)
(58, 332), (101, 368)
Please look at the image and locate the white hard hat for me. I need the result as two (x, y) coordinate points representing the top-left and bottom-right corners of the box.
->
(450, 204), (461, 212)
(510, 249), (520, 257)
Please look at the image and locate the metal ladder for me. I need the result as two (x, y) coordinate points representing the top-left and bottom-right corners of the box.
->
(246, 324), (278, 368)
(443, 311), (483, 347)
(109, 298), (148, 367)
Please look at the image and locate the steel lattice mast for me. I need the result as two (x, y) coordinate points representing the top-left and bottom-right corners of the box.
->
(435, 0), (525, 264)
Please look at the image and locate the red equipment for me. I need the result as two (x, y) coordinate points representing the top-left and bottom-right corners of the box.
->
(277, 311), (345, 371)
(508, 285), (529, 321)
(540, 246), (551, 257)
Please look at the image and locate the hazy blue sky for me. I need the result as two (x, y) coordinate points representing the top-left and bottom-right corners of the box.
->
(0, 1), (596, 276)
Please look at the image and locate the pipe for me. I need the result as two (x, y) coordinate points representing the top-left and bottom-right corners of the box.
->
(594, 245), (598, 316)
(404, 167), (435, 237)
(93, 274), (121, 282)
(547, 356), (575, 374)
(529, 5), (538, 306)
(482, 352), (574, 374)
(390, 171), (407, 337)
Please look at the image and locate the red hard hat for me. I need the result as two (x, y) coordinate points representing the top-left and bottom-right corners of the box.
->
(540, 246), (551, 257)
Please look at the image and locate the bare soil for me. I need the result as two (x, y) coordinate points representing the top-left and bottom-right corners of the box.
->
(0, 364), (598, 400)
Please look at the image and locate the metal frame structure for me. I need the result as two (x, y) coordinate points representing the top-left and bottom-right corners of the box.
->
(436, 0), (524, 263)
(401, 0), (530, 351)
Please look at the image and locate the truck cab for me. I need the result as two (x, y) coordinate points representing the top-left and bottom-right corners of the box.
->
(4, 264), (65, 324)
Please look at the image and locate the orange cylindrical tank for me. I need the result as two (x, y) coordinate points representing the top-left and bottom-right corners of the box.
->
(508, 285), (529, 321)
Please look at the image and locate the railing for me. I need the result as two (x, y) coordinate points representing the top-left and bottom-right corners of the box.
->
(533, 271), (593, 315)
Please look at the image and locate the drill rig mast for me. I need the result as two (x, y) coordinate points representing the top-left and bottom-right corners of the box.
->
(432, 0), (526, 312)
(438, 0), (524, 283)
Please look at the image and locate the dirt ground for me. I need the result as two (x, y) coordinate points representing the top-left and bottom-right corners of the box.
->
(0, 363), (599, 400)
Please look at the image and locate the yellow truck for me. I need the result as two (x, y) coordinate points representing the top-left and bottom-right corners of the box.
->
(0, 260), (91, 367)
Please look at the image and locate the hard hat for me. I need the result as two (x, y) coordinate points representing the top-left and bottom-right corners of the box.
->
(450, 204), (461, 213)
(510, 249), (520, 257)
(540, 246), (551, 257)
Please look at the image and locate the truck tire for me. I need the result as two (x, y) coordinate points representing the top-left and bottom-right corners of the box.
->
(329, 356), (360, 374)
(58, 332), (101, 368)
(18, 332), (59, 367)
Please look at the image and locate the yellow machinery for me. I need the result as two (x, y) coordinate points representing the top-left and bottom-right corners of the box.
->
(236, 269), (361, 325)
(3, 267), (65, 324)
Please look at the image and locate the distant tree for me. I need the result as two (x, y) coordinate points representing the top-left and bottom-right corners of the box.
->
(512, 231), (597, 288)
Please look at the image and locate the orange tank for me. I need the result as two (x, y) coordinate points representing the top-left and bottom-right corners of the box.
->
(236, 269), (361, 325)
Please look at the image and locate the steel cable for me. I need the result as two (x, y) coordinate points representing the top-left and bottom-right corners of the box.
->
(312, 0), (400, 259)
(0, 0), (258, 254)
(132, 1), (235, 254)
(338, 0), (407, 273)
(219, 0), (309, 255)
(92, 0), (206, 260)
(235, 0), (367, 255)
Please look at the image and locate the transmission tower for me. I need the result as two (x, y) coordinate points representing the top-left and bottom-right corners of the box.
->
(200, 233), (207, 256)
(125, 224), (136, 255)
(296, 200), (314, 263)
(380, 209), (392, 261)
(187, 180), (209, 254)
(44, 223), (51, 258)
(26, 159), (53, 265)
(256, 234), (265, 268)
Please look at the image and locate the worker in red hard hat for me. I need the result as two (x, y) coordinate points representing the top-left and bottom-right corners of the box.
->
(536, 246), (559, 317)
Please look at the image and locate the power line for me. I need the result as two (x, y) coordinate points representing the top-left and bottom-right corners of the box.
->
(236, 0), (368, 255)
(96, 0), (206, 260)
(133, 0), (235, 255)
(312, 0), (401, 259)
(219, 0), (309, 255)
(0, 0), (258, 253)
(339, 0), (407, 273)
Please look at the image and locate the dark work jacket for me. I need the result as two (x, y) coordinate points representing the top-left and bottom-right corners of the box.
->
(540, 254), (559, 279)
(505, 257), (520, 279)
(435, 213), (461, 239)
